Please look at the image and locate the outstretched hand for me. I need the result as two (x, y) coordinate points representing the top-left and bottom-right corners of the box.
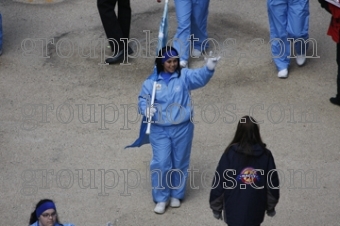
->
(205, 51), (221, 70)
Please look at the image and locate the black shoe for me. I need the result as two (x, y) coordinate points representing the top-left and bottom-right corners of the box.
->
(330, 96), (340, 106)
(128, 46), (134, 55)
(105, 47), (134, 64)
(105, 50), (124, 64)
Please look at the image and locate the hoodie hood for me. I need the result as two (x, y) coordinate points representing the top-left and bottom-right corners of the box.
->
(233, 143), (266, 157)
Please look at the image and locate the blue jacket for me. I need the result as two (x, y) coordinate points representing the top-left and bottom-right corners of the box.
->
(138, 66), (214, 126)
(30, 222), (75, 226)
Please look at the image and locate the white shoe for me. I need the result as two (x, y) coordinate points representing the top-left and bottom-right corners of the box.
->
(154, 201), (169, 214)
(180, 60), (188, 68)
(170, 198), (181, 208)
(277, 69), (288, 78)
(192, 49), (201, 57)
(296, 55), (306, 66)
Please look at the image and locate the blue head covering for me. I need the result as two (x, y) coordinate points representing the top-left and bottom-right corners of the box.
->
(36, 201), (56, 218)
(161, 49), (178, 63)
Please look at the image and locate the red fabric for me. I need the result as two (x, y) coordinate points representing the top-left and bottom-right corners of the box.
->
(328, 3), (340, 43)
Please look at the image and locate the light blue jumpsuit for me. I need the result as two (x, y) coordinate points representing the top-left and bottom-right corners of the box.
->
(267, 0), (309, 71)
(138, 66), (214, 202)
(173, 0), (210, 62)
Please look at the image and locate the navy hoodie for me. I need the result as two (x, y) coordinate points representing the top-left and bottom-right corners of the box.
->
(209, 144), (280, 226)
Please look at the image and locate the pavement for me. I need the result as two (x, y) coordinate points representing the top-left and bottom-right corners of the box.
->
(0, 0), (340, 225)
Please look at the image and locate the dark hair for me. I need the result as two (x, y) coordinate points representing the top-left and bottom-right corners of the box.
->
(155, 46), (181, 75)
(29, 199), (61, 225)
(225, 116), (268, 157)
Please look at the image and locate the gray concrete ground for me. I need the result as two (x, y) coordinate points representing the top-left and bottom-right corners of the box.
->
(0, 0), (339, 225)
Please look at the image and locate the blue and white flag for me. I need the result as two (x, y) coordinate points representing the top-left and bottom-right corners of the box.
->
(156, 0), (169, 56)
(125, 0), (169, 149)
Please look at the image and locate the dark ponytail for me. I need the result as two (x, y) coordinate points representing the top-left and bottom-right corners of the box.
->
(29, 209), (38, 225)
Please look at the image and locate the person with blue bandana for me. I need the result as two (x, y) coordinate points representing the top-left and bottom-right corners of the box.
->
(138, 46), (220, 214)
(267, 0), (309, 78)
(29, 199), (74, 226)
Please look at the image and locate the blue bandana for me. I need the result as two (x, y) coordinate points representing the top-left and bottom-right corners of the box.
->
(36, 201), (56, 218)
(161, 50), (178, 64)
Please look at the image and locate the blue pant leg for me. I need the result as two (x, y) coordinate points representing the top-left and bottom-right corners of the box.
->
(191, 0), (210, 51)
(174, 0), (192, 61)
(0, 14), (2, 53)
(169, 122), (194, 199)
(287, 0), (309, 56)
(149, 125), (172, 202)
(267, 0), (290, 71)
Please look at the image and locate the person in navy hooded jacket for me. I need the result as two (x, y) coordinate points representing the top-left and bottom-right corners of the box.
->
(29, 199), (74, 226)
(209, 116), (280, 226)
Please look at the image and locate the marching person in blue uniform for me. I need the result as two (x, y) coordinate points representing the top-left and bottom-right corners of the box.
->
(138, 46), (220, 214)
(29, 199), (74, 226)
(209, 116), (280, 225)
(267, 0), (309, 78)
(157, 0), (210, 68)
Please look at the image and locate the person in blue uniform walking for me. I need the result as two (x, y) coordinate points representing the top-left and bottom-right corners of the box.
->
(157, 0), (210, 68)
(29, 199), (75, 226)
(267, 0), (309, 78)
(209, 116), (280, 225)
(138, 46), (220, 214)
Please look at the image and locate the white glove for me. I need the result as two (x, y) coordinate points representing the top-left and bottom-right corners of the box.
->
(205, 51), (221, 70)
(145, 107), (156, 118)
